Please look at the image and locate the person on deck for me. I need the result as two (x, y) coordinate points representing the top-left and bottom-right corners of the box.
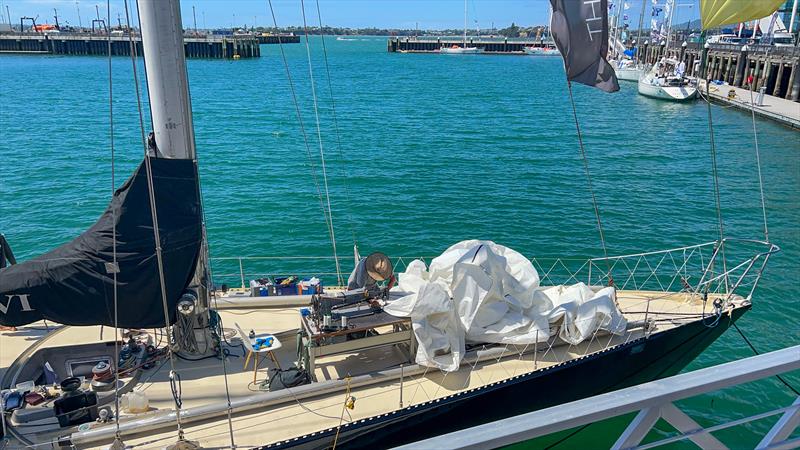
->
(347, 252), (393, 291)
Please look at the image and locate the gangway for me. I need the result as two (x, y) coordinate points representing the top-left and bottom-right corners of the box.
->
(393, 345), (800, 450)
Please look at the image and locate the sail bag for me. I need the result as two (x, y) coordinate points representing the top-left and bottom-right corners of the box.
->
(0, 157), (202, 328)
(549, 0), (620, 93)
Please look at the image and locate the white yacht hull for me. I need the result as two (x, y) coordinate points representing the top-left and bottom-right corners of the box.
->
(440, 46), (483, 54)
(637, 80), (697, 101)
(523, 47), (560, 56)
(615, 66), (642, 81)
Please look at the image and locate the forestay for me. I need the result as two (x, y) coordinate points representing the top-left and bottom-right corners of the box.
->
(386, 240), (627, 372)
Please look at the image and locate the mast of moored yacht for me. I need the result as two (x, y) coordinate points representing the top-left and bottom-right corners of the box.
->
(139, 2), (197, 161)
(611, 1), (624, 59)
(635, 0), (646, 65)
(665, 0), (677, 50)
(463, 0), (467, 46)
(138, 0), (211, 315)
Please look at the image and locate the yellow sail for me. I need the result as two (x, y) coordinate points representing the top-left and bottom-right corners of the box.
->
(701, 0), (784, 30)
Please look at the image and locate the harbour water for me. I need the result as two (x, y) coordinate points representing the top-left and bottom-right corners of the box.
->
(1, 37), (798, 448)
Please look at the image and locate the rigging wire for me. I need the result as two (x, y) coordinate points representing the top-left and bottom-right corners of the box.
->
(123, 0), (186, 441)
(732, 323), (799, 396)
(106, 0), (122, 442)
(702, 75), (729, 293)
(747, 68), (770, 243)
(201, 206), (238, 448)
(299, 0), (343, 286)
(265, 0), (340, 283)
(565, 81), (613, 285)
(313, 0), (359, 252)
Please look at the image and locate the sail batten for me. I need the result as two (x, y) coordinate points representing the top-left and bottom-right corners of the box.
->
(0, 157), (202, 328)
(700, 0), (785, 30)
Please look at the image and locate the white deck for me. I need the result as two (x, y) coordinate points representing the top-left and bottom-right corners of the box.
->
(0, 290), (727, 449)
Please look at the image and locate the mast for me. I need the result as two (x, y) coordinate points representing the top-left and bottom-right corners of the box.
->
(635, 0), (646, 64)
(138, 0), (196, 160)
(611, 1), (623, 59)
(463, 0), (467, 46)
(138, 0), (212, 358)
(665, 0), (676, 50)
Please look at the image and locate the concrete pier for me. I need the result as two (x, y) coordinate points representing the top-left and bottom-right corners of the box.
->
(388, 37), (544, 55)
(0, 32), (261, 58)
(698, 80), (800, 129)
(256, 34), (300, 44)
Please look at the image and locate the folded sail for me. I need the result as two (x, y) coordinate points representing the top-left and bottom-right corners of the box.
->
(700, 0), (784, 30)
(549, 0), (620, 93)
(0, 157), (202, 328)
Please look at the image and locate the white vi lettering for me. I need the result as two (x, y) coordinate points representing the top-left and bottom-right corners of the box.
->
(0, 294), (34, 314)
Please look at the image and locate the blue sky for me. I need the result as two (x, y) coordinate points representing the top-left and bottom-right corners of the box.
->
(1, 0), (700, 30)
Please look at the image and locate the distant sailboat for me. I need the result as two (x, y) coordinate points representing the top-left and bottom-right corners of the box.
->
(525, 4), (560, 56)
(638, 57), (697, 100)
(523, 46), (560, 56)
(609, 1), (644, 81)
(615, 58), (644, 81)
(637, 0), (697, 100)
(440, 0), (483, 54)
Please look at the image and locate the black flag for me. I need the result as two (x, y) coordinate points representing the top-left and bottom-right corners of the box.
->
(549, 0), (620, 93)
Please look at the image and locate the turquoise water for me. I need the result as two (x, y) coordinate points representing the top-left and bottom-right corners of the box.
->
(1, 37), (798, 447)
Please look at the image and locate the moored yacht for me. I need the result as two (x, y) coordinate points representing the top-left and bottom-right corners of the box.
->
(0, 1), (780, 449)
(613, 58), (644, 81)
(439, 0), (482, 54)
(638, 58), (697, 101)
(524, 45), (560, 56)
(440, 44), (482, 54)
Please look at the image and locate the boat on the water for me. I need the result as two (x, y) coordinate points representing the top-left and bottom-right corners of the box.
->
(638, 58), (697, 101)
(523, 46), (560, 56)
(440, 45), (482, 54)
(439, 0), (482, 54)
(613, 58), (644, 81)
(0, 1), (781, 449)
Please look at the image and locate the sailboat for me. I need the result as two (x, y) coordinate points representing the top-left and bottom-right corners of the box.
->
(609, 1), (645, 81)
(524, 5), (560, 56)
(638, 56), (697, 100)
(637, 0), (698, 100)
(0, 1), (780, 449)
(614, 58), (644, 81)
(440, 0), (482, 54)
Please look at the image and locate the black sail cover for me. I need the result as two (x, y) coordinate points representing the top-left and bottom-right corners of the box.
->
(0, 157), (202, 328)
(549, 0), (620, 93)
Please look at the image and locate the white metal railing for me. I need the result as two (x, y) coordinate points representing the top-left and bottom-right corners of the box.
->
(210, 239), (778, 304)
(393, 345), (800, 450)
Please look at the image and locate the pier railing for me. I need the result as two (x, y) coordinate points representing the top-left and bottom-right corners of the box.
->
(392, 344), (800, 450)
(210, 239), (778, 304)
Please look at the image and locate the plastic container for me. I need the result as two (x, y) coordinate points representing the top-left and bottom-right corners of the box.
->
(250, 278), (273, 297)
(275, 284), (297, 296)
(300, 277), (323, 295)
(122, 391), (149, 414)
(274, 276), (298, 296)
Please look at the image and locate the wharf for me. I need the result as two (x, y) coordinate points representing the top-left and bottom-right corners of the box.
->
(698, 80), (800, 129)
(0, 32), (261, 58)
(255, 34), (300, 44)
(388, 37), (544, 54)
